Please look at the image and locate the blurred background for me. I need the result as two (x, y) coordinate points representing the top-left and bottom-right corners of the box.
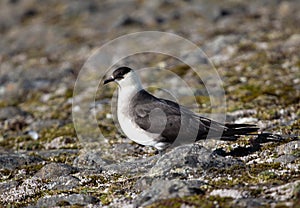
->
(0, 0), (299, 149)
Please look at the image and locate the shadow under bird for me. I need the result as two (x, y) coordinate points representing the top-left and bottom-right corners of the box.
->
(104, 67), (259, 152)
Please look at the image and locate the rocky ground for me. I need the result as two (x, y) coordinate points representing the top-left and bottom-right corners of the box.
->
(0, 0), (299, 207)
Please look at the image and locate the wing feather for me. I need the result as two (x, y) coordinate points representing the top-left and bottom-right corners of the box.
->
(130, 90), (258, 144)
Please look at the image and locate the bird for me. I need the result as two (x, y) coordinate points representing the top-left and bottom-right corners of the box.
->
(104, 66), (259, 152)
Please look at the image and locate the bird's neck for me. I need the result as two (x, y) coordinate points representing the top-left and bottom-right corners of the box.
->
(118, 73), (143, 104)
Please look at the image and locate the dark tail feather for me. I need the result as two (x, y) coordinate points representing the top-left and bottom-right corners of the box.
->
(224, 123), (257, 128)
(220, 123), (259, 141)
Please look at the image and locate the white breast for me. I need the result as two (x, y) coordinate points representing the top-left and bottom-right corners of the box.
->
(118, 88), (159, 146)
(117, 101), (159, 147)
(115, 71), (164, 149)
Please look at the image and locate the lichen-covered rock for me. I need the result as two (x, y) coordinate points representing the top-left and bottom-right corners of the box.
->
(0, 106), (27, 120)
(44, 136), (78, 150)
(0, 153), (43, 170)
(103, 154), (159, 175)
(150, 144), (242, 176)
(45, 176), (80, 191)
(34, 163), (77, 180)
(35, 193), (100, 207)
(134, 179), (204, 207)
(135, 144), (242, 191)
(73, 149), (111, 170)
(0, 177), (46, 204)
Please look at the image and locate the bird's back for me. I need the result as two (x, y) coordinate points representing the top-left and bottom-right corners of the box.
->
(130, 89), (258, 148)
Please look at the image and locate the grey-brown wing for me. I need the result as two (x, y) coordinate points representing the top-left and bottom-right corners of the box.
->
(130, 90), (207, 143)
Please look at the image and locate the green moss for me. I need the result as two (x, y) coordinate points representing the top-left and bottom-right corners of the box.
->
(169, 65), (190, 77)
(100, 193), (112, 205)
(258, 170), (277, 181)
(237, 42), (257, 52)
(39, 123), (76, 142)
(0, 101), (8, 108)
(250, 187), (263, 197)
(48, 151), (79, 164)
(0, 137), (15, 149)
(239, 84), (261, 102)
(21, 163), (44, 175)
(0, 169), (12, 182)
(64, 88), (73, 98)
(147, 195), (234, 208)
(195, 96), (211, 110)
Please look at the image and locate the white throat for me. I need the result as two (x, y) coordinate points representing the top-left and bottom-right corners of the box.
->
(117, 71), (143, 103)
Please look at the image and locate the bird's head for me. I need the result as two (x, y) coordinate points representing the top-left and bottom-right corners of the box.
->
(104, 67), (142, 90)
(104, 67), (132, 85)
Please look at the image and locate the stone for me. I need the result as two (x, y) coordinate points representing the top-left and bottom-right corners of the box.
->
(275, 140), (300, 156)
(35, 193), (99, 207)
(235, 198), (272, 208)
(73, 150), (111, 170)
(134, 179), (204, 207)
(34, 163), (77, 180)
(0, 153), (43, 170)
(149, 144), (241, 177)
(0, 177), (46, 204)
(103, 154), (159, 175)
(210, 189), (246, 199)
(274, 154), (297, 164)
(0, 106), (26, 120)
(135, 144), (242, 191)
(44, 136), (78, 150)
(34, 149), (79, 161)
(45, 176), (80, 191)
(265, 180), (300, 201)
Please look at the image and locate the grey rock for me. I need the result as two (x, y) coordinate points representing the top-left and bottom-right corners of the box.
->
(35, 193), (99, 207)
(203, 35), (240, 56)
(0, 177), (46, 204)
(103, 154), (159, 175)
(275, 140), (300, 156)
(0, 153), (43, 170)
(8, 24), (66, 55)
(34, 163), (77, 180)
(150, 144), (241, 177)
(264, 180), (300, 201)
(135, 144), (241, 191)
(274, 154), (297, 164)
(284, 34), (300, 48)
(63, 1), (99, 17)
(46, 176), (80, 191)
(73, 150), (111, 169)
(210, 189), (246, 199)
(34, 149), (79, 161)
(111, 143), (140, 159)
(0, 0), (30, 32)
(226, 109), (257, 122)
(29, 119), (63, 132)
(0, 180), (18, 195)
(134, 179), (204, 207)
(234, 198), (272, 208)
(181, 49), (208, 65)
(44, 136), (77, 150)
(0, 106), (26, 120)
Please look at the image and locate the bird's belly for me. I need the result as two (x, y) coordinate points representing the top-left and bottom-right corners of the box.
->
(118, 109), (158, 147)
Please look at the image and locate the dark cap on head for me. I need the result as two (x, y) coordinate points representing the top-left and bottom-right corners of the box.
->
(104, 66), (132, 84)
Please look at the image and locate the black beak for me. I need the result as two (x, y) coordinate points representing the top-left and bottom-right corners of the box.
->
(103, 76), (115, 85)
